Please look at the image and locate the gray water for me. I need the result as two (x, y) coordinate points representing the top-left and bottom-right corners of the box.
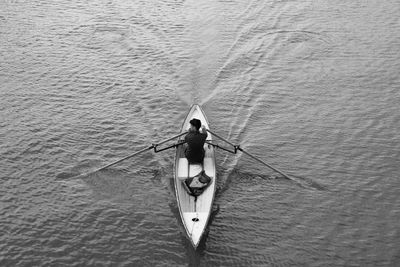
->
(1, 0), (399, 266)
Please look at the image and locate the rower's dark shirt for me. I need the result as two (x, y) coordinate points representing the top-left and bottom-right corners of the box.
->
(184, 131), (207, 164)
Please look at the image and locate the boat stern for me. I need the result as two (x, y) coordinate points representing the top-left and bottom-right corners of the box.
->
(182, 212), (209, 248)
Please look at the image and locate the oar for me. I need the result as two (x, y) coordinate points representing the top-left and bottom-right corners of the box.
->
(236, 148), (293, 181)
(76, 131), (187, 178)
(206, 129), (293, 181)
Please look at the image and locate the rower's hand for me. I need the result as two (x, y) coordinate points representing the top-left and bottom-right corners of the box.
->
(200, 125), (207, 133)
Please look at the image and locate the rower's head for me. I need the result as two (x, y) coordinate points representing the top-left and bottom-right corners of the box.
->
(189, 119), (201, 132)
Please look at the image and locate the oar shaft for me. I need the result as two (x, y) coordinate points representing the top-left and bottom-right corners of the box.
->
(155, 131), (187, 146)
(238, 148), (292, 180)
(89, 146), (154, 174)
(79, 131), (187, 177)
(206, 129), (236, 147)
(207, 129), (293, 180)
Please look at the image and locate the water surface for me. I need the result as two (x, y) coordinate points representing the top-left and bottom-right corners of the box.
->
(1, 0), (399, 266)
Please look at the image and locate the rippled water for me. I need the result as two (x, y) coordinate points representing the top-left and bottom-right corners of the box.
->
(1, 0), (399, 266)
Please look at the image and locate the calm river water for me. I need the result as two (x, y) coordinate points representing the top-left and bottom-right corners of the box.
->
(1, 0), (399, 266)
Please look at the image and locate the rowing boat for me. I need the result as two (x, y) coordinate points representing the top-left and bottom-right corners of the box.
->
(74, 103), (293, 248)
(174, 104), (216, 248)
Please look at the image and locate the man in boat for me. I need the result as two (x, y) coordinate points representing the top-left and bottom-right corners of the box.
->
(184, 118), (207, 164)
(183, 118), (212, 196)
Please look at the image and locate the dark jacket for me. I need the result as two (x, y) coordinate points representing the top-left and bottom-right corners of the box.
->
(184, 130), (207, 164)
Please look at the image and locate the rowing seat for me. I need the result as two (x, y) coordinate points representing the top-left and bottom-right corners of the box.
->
(178, 158), (215, 179)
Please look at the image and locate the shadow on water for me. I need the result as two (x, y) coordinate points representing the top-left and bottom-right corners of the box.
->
(56, 159), (104, 180)
(73, 169), (137, 201)
(290, 175), (330, 191)
(56, 159), (165, 203)
(217, 168), (329, 196)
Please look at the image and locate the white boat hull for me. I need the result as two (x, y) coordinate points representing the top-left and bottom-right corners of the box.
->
(174, 105), (216, 248)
